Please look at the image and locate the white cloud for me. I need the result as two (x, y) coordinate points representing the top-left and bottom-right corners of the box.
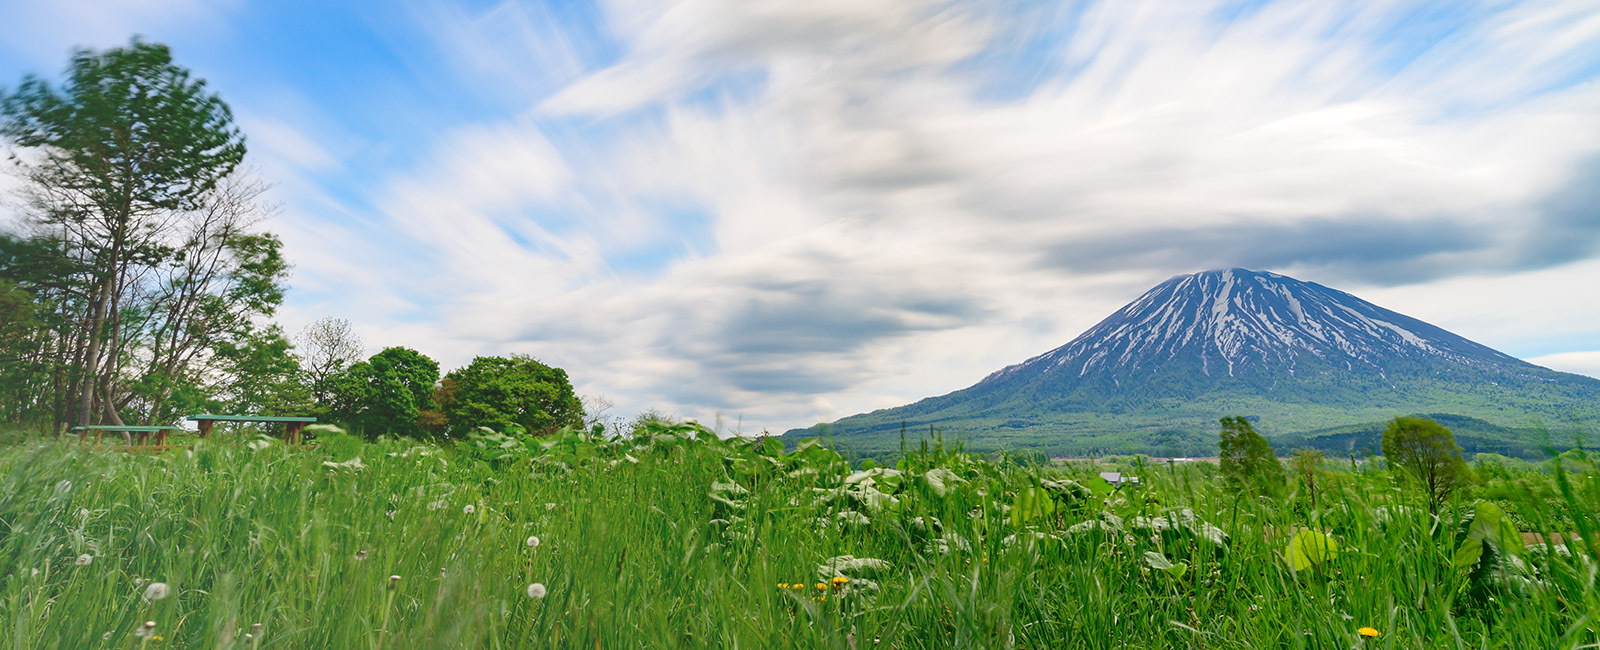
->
(1527, 351), (1600, 380)
(242, 0), (1600, 433)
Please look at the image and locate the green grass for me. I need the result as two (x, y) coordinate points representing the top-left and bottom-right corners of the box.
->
(0, 426), (1595, 649)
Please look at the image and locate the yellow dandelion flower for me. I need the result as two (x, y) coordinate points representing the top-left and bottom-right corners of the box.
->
(815, 582), (827, 591)
(831, 575), (849, 585)
(777, 583), (788, 589)
(1357, 627), (1379, 638)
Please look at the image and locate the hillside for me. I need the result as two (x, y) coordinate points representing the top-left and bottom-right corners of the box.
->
(791, 269), (1600, 457)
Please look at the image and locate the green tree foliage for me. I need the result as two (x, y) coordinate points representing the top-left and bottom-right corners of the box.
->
(1381, 415), (1466, 514)
(329, 347), (440, 438)
(438, 355), (583, 437)
(1, 39), (284, 431)
(1218, 416), (1285, 497)
(1288, 448), (1326, 513)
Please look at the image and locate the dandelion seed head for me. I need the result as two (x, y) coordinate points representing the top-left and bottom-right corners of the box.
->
(135, 621), (156, 638)
(143, 582), (169, 601)
(354, 550), (368, 561)
(525, 535), (540, 549)
(101, 632), (112, 641)
(428, 500), (445, 511)
(526, 583), (547, 599)
(75, 554), (92, 566)
(388, 575), (401, 590)
(463, 504), (475, 515)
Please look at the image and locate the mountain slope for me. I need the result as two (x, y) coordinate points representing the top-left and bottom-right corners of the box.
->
(792, 269), (1600, 457)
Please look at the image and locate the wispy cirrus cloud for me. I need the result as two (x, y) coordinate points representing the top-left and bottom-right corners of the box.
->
(5, 0), (1600, 431)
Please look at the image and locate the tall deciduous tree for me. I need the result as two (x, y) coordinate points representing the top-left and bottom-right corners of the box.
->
(296, 316), (364, 405)
(2, 38), (250, 428)
(1381, 416), (1466, 515)
(329, 347), (440, 438)
(1218, 416), (1285, 497)
(438, 355), (583, 437)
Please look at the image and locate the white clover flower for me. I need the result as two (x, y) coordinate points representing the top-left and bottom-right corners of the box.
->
(462, 504), (475, 515)
(135, 621), (156, 638)
(143, 582), (169, 601)
(75, 554), (93, 566)
(526, 583), (547, 599)
(525, 535), (540, 549)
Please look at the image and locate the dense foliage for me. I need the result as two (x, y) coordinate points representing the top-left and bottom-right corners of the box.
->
(1218, 416), (1285, 496)
(0, 39), (285, 432)
(0, 423), (1594, 649)
(1382, 415), (1468, 514)
(326, 347), (442, 438)
(439, 355), (584, 437)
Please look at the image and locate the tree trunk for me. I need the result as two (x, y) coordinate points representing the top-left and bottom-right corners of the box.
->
(74, 274), (113, 426)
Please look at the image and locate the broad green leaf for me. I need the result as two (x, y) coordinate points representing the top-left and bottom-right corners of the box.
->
(1143, 551), (1188, 578)
(923, 468), (963, 497)
(1285, 529), (1339, 572)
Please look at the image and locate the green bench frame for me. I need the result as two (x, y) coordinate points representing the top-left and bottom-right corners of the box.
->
(188, 414), (317, 444)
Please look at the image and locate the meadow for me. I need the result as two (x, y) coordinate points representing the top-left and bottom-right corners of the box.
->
(0, 423), (1596, 649)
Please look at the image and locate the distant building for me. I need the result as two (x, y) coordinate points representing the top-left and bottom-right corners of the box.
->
(1099, 472), (1139, 486)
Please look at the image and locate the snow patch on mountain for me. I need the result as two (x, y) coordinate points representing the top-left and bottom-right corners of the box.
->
(982, 268), (1526, 385)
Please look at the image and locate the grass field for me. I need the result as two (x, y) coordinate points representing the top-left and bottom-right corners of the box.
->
(0, 423), (1596, 649)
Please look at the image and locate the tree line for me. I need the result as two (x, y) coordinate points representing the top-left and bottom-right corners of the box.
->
(1221, 414), (1467, 514)
(0, 39), (582, 439)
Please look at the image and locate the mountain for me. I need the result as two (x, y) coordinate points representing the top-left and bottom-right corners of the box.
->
(790, 269), (1600, 458)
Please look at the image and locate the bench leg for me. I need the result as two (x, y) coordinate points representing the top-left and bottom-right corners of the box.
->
(198, 420), (213, 439)
(286, 422), (303, 445)
(155, 430), (168, 446)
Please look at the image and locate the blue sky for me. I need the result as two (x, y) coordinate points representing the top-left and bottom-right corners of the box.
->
(3, 0), (1600, 432)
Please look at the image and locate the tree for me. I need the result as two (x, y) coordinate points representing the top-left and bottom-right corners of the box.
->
(296, 317), (364, 405)
(2, 38), (253, 428)
(1218, 416), (1285, 497)
(1381, 416), (1466, 515)
(328, 347), (439, 438)
(437, 355), (583, 437)
(1289, 449), (1327, 513)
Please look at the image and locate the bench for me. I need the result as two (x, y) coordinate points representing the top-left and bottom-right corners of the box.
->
(71, 425), (184, 446)
(188, 414), (318, 444)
